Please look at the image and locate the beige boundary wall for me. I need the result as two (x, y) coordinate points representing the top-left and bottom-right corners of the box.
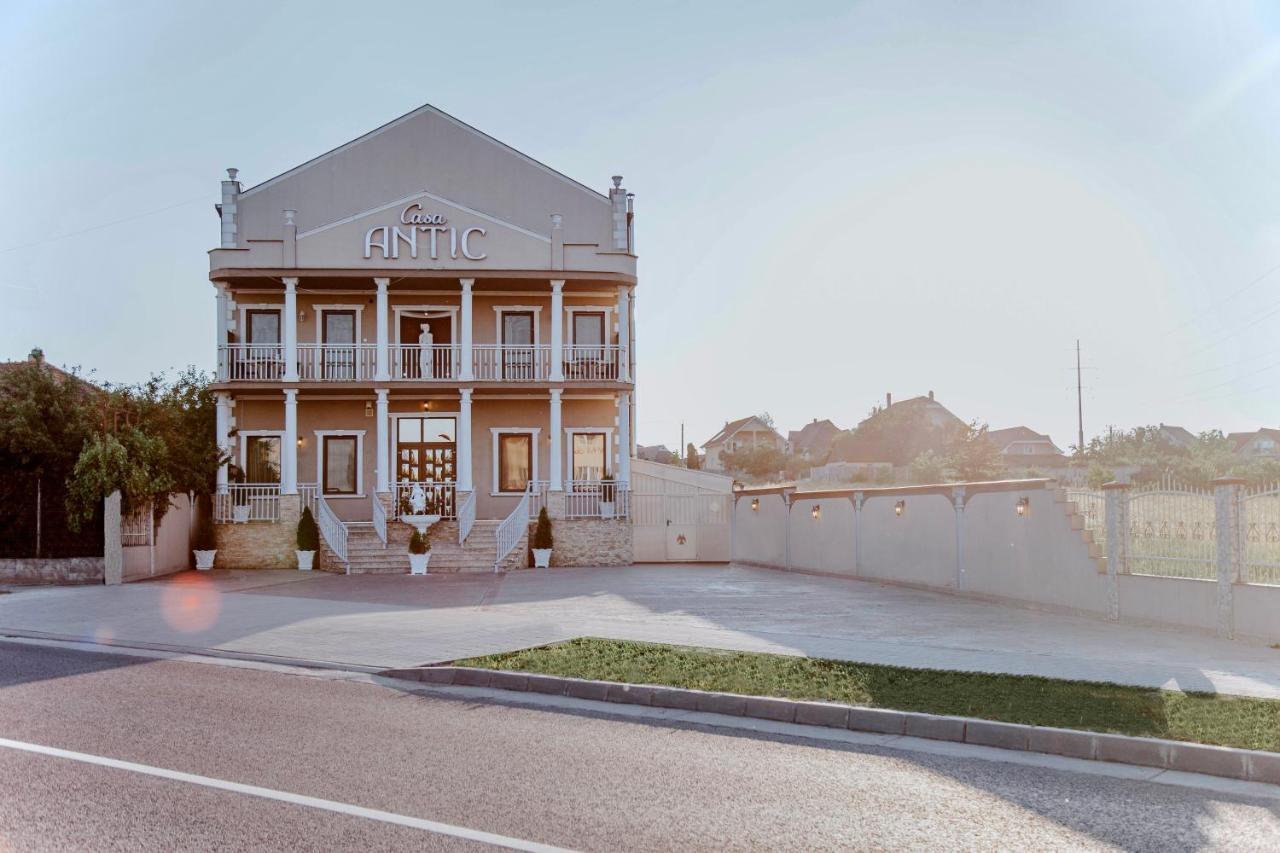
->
(122, 493), (196, 582)
(733, 479), (1280, 645)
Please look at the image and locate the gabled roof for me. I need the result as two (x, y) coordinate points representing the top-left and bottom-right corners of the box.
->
(787, 419), (842, 453)
(702, 416), (779, 448)
(1156, 424), (1198, 447)
(986, 426), (1064, 455)
(1230, 428), (1280, 451)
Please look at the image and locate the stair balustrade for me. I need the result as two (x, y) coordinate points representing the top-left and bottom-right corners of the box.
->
(494, 489), (531, 572)
(457, 491), (476, 545)
(315, 495), (349, 572)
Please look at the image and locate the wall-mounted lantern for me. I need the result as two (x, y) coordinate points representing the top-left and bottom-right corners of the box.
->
(1016, 496), (1030, 517)
(297, 436), (304, 448)
(364, 401), (373, 417)
(894, 499), (906, 517)
(811, 503), (821, 520)
(421, 400), (431, 412)
(750, 498), (760, 512)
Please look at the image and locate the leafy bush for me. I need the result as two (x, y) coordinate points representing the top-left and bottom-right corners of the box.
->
(408, 529), (430, 554)
(296, 506), (319, 551)
(192, 508), (216, 551)
(532, 506), (553, 550)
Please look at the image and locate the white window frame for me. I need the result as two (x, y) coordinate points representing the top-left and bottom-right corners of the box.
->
(493, 306), (543, 347)
(238, 430), (284, 483)
(563, 427), (614, 484)
(314, 429), (367, 498)
(490, 427), (541, 496)
(313, 304), (366, 345)
(564, 306), (613, 346)
(238, 304), (283, 344)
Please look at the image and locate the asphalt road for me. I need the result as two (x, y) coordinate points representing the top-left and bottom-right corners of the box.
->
(1, 641), (1278, 851)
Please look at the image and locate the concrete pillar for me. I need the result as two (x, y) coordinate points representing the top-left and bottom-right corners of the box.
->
(616, 285), (631, 382)
(215, 282), (230, 380)
(549, 389), (563, 491)
(1103, 481), (1130, 621)
(283, 209), (297, 267)
(282, 389), (298, 494)
(459, 278), (474, 380)
(458, 388), (473, 493)
(215, 392), (231, 491)
(1213, 477), (1245, 639)
(550, 280), (564, 381)
(220, 168), (240, 248)
(103, 491), (122, 585)
(375, 389), (390, 494)
(617, 392), (631, 484)
(282, 277), (299, 382)
(951, 486), (966, 590)
(852, 491), (864, 576)
(374, 277), (390, 381)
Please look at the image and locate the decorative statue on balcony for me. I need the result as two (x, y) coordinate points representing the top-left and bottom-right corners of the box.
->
(408, 481), (428, 515)
(418, 324), (434, 379)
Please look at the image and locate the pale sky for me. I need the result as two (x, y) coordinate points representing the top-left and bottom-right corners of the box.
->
(3, 0), (1279, 452)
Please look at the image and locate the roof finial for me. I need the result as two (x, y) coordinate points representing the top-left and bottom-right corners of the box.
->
(611, 175), (623, 189)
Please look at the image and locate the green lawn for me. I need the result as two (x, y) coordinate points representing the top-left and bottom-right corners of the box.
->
(456, 638), (1280, 752)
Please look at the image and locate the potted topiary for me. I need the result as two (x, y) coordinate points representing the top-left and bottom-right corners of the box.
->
(531, 506), (553, 568)
(408, 528), (431, 575)
(192, 507), (217, 570)
(296, 506), (319, 571)
(599, 473), (616, 519)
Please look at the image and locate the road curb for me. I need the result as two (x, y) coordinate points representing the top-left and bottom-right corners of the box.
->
(380, 666), (1280, 786)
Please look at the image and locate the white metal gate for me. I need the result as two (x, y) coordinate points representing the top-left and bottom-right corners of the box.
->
(630, 460), (732, 562)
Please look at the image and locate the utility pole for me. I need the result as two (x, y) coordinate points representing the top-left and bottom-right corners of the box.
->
(1075, 339), (1085, 456)
(680, 422), (685, 463)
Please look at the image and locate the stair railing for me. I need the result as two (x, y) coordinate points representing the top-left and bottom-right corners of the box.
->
(457, 490), (476, 545)
(315, 495), (349, 573)
(493, 489), (530, 572)
(372, 492), (387, 547)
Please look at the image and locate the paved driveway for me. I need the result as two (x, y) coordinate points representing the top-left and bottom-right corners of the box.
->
(2, 564), (1278, 697)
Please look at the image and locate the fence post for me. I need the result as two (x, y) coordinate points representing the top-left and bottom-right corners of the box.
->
(951, 486), (966, 590)
(1102, 481), (1129, 621)
(1212, 477), (1245, 640)
(852, 491), (864, 576)
(103, 491), (122, 585)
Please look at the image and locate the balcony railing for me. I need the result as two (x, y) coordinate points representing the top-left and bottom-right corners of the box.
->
(565, 480), (631, 519)
(389, 344), (460, 380)
(215, 484), (281, 522)
(394, 480), (457, 520)
(217, 343), (628, 383)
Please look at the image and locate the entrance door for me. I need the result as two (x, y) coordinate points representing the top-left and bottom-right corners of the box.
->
(395, 416), (457, 517)
(323, 311), (357, 380)
(501, 311), (534, 380)
(398, 313), (453, 379)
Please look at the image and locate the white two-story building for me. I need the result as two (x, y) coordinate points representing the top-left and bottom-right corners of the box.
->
(209, 104), (637, 572)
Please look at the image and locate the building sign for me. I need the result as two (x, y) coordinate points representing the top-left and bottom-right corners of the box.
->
(363, 203), (487, 261)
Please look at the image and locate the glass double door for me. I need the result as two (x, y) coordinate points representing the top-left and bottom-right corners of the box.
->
(396, 416), (457, 516)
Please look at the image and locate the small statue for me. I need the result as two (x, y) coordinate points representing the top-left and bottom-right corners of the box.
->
(417, 323), (434, 379)
(408, 482), (427, 514)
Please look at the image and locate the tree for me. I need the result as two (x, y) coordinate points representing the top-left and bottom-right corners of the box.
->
(686, 442), (700, 470)
(909, 450), (947, 484)
(720, 445), (788, 479)
(942, 422), (1006, 482)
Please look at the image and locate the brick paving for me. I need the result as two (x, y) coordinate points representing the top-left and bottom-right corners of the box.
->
(1, 564), (1277, 698)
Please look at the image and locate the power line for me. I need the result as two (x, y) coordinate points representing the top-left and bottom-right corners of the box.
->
(0, 195), (209, 255)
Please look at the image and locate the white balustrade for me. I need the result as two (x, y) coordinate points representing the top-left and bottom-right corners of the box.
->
(564, 480), (630, 519)
(296, 343), (377, 381)
(389, 345), (460, 380)
(471, 345), (551, 381)
(561, 345), (623, 381)
(217, 344), (285, 381)
(526, 480), (550, 518)
(372, 493), (387, 547)
(298, 483), (318, 517)
(214, 484), (281, 522)
(394, 481), (457, 519)
(494, 489), (530, 571)
(457, 490), (476, 545)
(315, 495), (348, 571)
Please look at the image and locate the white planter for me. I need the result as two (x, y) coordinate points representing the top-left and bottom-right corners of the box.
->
(232, 505), (251, 523)
(599, 502), (615, 520)
(296, 550), (315, 571)
(532, 548), (552, 568)
(409, 552), (431, 575)
(193, 549), (216, 570)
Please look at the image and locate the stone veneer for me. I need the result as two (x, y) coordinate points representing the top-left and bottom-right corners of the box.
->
(532, 518), (633, 567)
(0, 557), (104, 585)
(214, 495), (302, 570)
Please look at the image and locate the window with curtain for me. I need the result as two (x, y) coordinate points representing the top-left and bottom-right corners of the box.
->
(498, 433), (532, 493)
(571, 433), (607, 482)
(323, 436), (358, 494)
(245, 436), (281, 483)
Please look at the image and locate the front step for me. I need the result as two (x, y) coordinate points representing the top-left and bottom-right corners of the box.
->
(325, 518), (527, 574)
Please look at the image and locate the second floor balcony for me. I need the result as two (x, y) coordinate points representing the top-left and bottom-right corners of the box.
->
(216, 342), (627, 383)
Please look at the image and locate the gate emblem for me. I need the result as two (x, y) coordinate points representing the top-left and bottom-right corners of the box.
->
(676, 534), (687, 545)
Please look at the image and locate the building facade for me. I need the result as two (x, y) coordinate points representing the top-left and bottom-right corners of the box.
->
(209, 104), (637, 572)
(701, 416), (785, 472)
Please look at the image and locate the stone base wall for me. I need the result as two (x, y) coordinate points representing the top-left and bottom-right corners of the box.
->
(214, 495), (301, 570)
(0, 557), (104, 585)
(531, 519), (633, 567)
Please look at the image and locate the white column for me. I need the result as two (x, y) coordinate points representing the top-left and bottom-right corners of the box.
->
(281, 386), (298, 491)
(282, 277), (299, 382)
(617, 392), (631, 484)
(951, 486), (965, 590)
(616, 285), (631, 382)
(458, 388), (473, 492)
(459, 278), (474, 380)
(550, 280), (564, 382)
(375, 388), (390, 494)
(215, 283), (229, 380)
(282, 389), (298, 494)
(374, 277), (390, 381)
(215, 392), (231, 490)
(549, 389), (563, 491)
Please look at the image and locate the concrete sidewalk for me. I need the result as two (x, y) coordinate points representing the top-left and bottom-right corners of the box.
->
(1, 564), (1277, 698)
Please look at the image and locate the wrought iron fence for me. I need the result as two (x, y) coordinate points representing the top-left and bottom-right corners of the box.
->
(1065, 489), (1105, 547)
(1244, 483), (1280, 586)
(1126, 475), (1216, 580)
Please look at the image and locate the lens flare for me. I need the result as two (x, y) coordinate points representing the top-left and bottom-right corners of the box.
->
(160, 573), (221, 633)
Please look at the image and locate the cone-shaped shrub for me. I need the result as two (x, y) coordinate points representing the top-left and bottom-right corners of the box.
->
(532, 506), (553, 550)
(296, 507), (320, 551)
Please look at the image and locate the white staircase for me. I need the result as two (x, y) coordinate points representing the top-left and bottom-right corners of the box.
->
(318, 519), (527, 574)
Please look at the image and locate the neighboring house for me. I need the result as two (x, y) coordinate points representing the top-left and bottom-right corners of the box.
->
(829, 392), (964, 467)
(1229, 428), (1280, 460)
(786, 418), (842, 461)
(986, 426), (1068, 470)
(1154, 424), (1198, 451)
(701, 416), (785, 472)
(637, 444), (676, 465)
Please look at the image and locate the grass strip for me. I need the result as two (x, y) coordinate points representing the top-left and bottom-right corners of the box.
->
(456, 637), (1280, 753)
